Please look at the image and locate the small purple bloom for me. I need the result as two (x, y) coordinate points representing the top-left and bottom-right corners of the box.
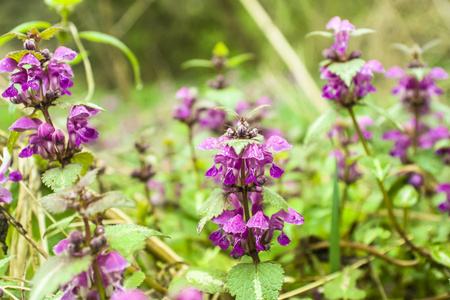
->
(198, 108), (226, 130)
(326, 16), (355, 56)
(173, 87), (195, 121)
(0, 147), (22, 203)
(436, 184), (450, 213)
(67, 105), (100, 148)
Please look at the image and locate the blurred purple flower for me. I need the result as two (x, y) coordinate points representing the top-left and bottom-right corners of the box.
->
(176, 287), (203, 300)
(0, 148), (22, 203)
(326, 16), (355, 56)
(329, 150), (362, 184)
(173, 87), (195, 121)
(198, 108), (226, 130)
(436, 184), (450, 213)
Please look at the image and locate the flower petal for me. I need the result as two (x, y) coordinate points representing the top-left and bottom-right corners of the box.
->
(53, 47), (77, 62)
(18, 53), (40, 67)
(0, 58), (18, 73)
(428, 67), (448, 80)
(98, 251), (129, 273)
(9, 117), (42, 132)
(385, 66), (406, 78)
(264, 136), (292, 152)
(196, 137), (220, 151)
(247, 211), (269, 230)
(223, 214), (247, 234)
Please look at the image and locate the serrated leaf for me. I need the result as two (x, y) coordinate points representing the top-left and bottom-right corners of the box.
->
(169, 267), (228, 295)
(71, 152), (94, 176)
(1, 32), (28, 41)
(393, 185), (419, 208)
(54, 99), (105, 111)
(327, 59), (366, 86)
(305, 31), (334, 38)
(77, 168), (99, 189)
(30, 254), (92, 300)
(246, 105), (270, 120)
(181, 59), (213, 69)
(319, 59), (332, 67)
(430, 246), (450, 268)
(79, 31), (142, 89)
(213, 42), (229, 57)
(0, 21), (51, 47)
(7, 131), (21, 154)
(38, 27), (63, 40)
(124, 271), (146, 289)
(261, 187), (288, 211)
(44, 214), (78, 237)
(221, 139), (259, 155)
(216, 106), (239, 118)
(304, 108), (338, 144)
(227, 261), (284, 300)
(413, 149), (443, 177)
(350, 28), (376, 36)
(323, 268), (366, 300)
(227, 53), (254, 67)
(105, 224), (168, 257)
(42, 163), (83, 191)
(82, 191), (135, 216)
(364, 101), (404, 132)
(39, 188), (73, 214)
(7, 50), (44, 63)
(197, 188), (232, 234)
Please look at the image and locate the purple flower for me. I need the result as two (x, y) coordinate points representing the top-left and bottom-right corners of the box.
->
(0, 148), (22, 203)
(176, 287), (203, 300)
(329, 150), (362, 184)
(386, 66), (448, 114)
(436, 184), (450, 213)
(198, 108), (226, 130)
(67, 105), (100, 148)
(326, 17), (355, 56)
(173, 87), (195, 121)
(111, 289), (149, 300)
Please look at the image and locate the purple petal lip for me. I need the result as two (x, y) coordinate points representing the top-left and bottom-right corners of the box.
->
(98, 251), (129, 273)
(247, 211), (269, 229)
(9, 117), (42, 132)
(0, 58), (18, 73)
(18, 53), (40, 67)
(264, 136), (292, 152)
(223, 214), (247, 233)
(385, 66), (406, 78)
(429, 67), (448, 80)
(197, 137), (220, 151)
(53, 46), (77, 62)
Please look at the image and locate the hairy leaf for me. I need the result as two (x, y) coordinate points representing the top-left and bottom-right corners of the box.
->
(124, 271), (146, 289)
(0, 21), (51, 47)
(42, 163), (82, 191)
(261, 187), (288, 211)
(38, 27), (63, 40)
(169, 267), (228, 295)
(39, 189), (73, 214)
(77, 168), (99, 189)
(181, 59), (213, 69)
(7, 50), (44, 63)
(227, 53), (254, 67)
(216, 106), (239, 118)
(430, 246), (450, 268)
(71, 152), (94, 176)
(327, 59), (366, 86)
(246, 105), (270, 120)
(323, 268), (366, 300)
(1, 32), (28, 41)
(79, 31), (142, 89)
(82, 191), (135, 216)
(227, 261), (284, 300)
(304, 108), (338, 144)
(350, 28), (376, 36)
(105, 224), (168, 257)
(393, 185), (419, 208)
(30, 254), (92, 300)
(197, 188), (232, 234)
(44, 214), (78, 237)
(305, 31), (334, 38)
(0, 256), (15, 270)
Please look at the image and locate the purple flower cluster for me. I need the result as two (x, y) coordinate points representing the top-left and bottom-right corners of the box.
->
(9, 105), (99, 161)
(209, 193), (304, 258)
(0, 148), (22, 203)
(197, 116), (304, 259)
(173, 87), (195, 122)
(386, 66), (448, 114)
(0, 46), (76, 105)
(320, 17), (383, 106)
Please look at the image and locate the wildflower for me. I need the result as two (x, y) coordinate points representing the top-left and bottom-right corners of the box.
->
(173, 87), (195, 122)
(436, 184), (450, 213)
(0, 148), (22, 203)
(330, 150), (362, 184)
(67, 105), (100, 148)
(325, 16), (355, 57)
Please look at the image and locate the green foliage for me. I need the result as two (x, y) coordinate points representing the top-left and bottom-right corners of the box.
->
(7, 131), (21, 154)
(42, 163), (83, 191)
(44, 214), (78, 237)
(182, 59), (213, 69)
(361, 227), (391, 245)
(38, 27), (63, 40)
(246, 105), (270, 119)
(197, 188), (232, 234)
(124, 271), (146, 289)
(105, 224), (168, 257)
(222, 139), (260, 155)
(327, 59), (366, 86)
(304, 108), (338, 144)
(430, 246), (450, 268)
(78, 31), (142, 89)
(39, 188), (73, 213)
(82, 191), (135, 216)
(305, 31), (334, 38)
(1, 32), (28, 41)
(6, 50), (44, 62)
(323, 268), (366, 300)
(71, 152), (94, 176)
(30, 254), (92, 300)
(393, 185), (419, 208)
(350, 28), (376, 36)
(359, 155), (393, 182)
(364, 100), (405, 132)
(47, 0), (83, 6)
(227, 261), (284, 300)
(413, 149), (444, 177)
(55, 99), (105, 111)
(227, 53), (254, 67)
(216, 106), (239, 118)
(169, 267), (228, 295)
(408, 68), (429, 81)
(261, 187), (288, 211)
(0, 256), (15, 270)
(0, 21), (51, 46)
(213, 42), (229, 57)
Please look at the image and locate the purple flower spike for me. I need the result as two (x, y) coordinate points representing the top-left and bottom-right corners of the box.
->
(326, 16), (355, 56)
(67, 105), (100, 148)
(264, 136), (292, 152)
(247, 211), (269, 230)
(0, 148), (22, 203)
(270, 163), (284, 178)
(223, 215), (247, 234)
(277, 231), (291, 246)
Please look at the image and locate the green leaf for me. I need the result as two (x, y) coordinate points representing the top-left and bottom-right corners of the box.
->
(364, 101), (404, 132)
(350, 28), (376, 36)
(30, 254), (92, 300)
(44, 214), (78, 237)
(46, 0), (83, 6)
(71, 152), (94, 176)
(227, 53), (254, 67)
(213, 42), (229, 57)
(305, 31), (334, 38)
(408, 67), (429, 81)
(327, 59), (366, 86)
(221, 139), (259, 155)
(1, 32), (28, 41)
(246, 105), (270, 120)
(227, 261), (284, 300)
(169, 267), (228, 295)
(79, 31), (142, 89)
(330, 159), (340, 273)
(38, 26), (63, 40)
(362, 227), (391, 245)
(359, 155), (393, 182)
(124, 271), (146, 289)
(0, 256), (15, 270)
(393, 185), (419, 208)
(430, 246), (450, 268)
(105, 224), (168, 257)
(216, 106), (239, 118)
(413, 149), (443, 177)
(435, 139), (450, 151)
(181, 59), (213, 69)
(323, 268), (366, 300)
(39, 188), (73, 214)
(6, 50), (44, 62)
(0, 21), (51, 47)
(54, 99), (105, 111)
(261, 187), (288, 211)
(393, 43), (412, 55)
(82, 191), (135, 216)
(7, 131), (21, 154)
(304, 108), (338, 144)
(197, 188), (232, 234)
(77, 168), (99, 188)
(42, 163), (83, 191)
(422, 39), (441, 53)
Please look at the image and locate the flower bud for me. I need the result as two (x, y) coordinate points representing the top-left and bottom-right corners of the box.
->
(237, 125), (247, 136)
(41, 49), (51, 60)
(67, 243), (77, 254)
(38, 123), (55, 140)
(69, 231), (85, 245)
(349, 50), (362, 59)
(52, 129), (65, 144)
(82, 191), (93, 202)
(90, 235), (107, 252)
(95, 226), (105, 236)
(256, 175), (266, 186)
(24, 39), (35, 51)
(226, 128), (235, 137)
(322, 49), (337, 60)
(81, 246), (91, 256)
(10, 95), (24, 105)
(249, 128), (258, 138)
(0, 288), (4, 298)
(45, 89), (55, 100)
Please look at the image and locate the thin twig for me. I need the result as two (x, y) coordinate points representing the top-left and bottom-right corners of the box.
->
(1, 288), (20, 300)
(0, 276), (29, 283)
(0, 206), (48, 259)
